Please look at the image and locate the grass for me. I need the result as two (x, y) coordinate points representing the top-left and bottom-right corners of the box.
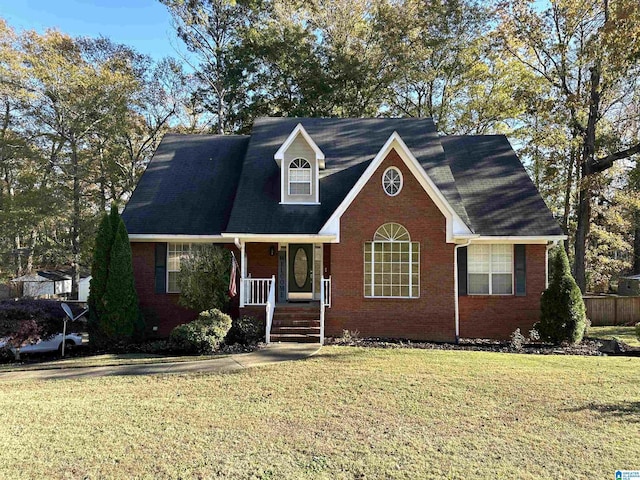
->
(0, 347), (638, 479)
(588, 325), (640, 347)
(0, 352), (224, 372)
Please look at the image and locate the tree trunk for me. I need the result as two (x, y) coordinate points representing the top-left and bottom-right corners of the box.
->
(26, 229), (36, 273)
(573, 63), (601, 292)
(562, 143), (577, 256)
(71, 141), (81, 299)
(634, 217), (640, 274)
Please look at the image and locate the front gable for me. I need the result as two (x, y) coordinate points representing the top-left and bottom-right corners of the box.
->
(319, 132), (473, 243)
(275, 123), (325, 205)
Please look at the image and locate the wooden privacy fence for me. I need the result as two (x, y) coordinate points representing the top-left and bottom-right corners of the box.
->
(583, 295), (640, 326)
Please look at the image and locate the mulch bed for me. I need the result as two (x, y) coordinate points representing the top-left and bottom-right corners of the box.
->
(326, 336), (640, 356)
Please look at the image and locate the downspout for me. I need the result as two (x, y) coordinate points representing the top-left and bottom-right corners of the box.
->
(454, 239), (473, 344)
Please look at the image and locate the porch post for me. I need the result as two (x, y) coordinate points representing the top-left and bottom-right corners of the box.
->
(237, 239), (247, 307)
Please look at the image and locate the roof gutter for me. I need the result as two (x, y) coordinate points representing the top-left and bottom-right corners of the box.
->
(454, 239), (473, 344)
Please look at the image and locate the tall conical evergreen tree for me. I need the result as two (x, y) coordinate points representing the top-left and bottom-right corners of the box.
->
(87, 208), (114, 345)
(88, 204), (142, 346)
(102, 219), (141, 340)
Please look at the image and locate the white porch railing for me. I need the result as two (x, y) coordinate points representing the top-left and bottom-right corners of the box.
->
(265, 275), (276, 344)
(319, 276), (331, 345)
(241, 277), (272, 306)
(322, 276), (331, 308)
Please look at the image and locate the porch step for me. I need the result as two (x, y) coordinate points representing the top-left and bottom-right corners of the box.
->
(270, 333), (321, 343)
(271, 325), (320, 335)
(272, 318), (320, 327)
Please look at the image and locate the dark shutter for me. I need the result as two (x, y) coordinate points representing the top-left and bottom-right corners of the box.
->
(515, 244), (526, 296)
(457, 246), (468, 296)
(155, 243), (167, 293)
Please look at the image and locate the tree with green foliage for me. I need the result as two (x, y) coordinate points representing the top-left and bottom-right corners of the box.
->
(537, 247), (587, 344)
(87, 209), (114, 341)
(88, 205), (142, 345)
(177, 244), (231, 313)
(102, 219), (143, 341)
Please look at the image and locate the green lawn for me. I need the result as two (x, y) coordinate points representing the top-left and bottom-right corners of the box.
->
(0, 347), (638, 479)
(588, 325), (640, 347)
(0, 352), (224, 372)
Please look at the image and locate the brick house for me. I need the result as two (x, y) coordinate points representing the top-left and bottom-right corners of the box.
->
(122, 117), (565, 343)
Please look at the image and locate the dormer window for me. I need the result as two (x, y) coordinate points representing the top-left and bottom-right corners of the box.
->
(275, 123), (325, 205)
(288, 158), (312, 195)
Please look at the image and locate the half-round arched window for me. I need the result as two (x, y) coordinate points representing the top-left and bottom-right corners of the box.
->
(365, 223), (419, 298)
(373, 222), (410, 242)
(288, 158), (311, 195)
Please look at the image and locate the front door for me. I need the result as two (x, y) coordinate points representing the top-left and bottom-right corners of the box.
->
(288, 244), (313, 300)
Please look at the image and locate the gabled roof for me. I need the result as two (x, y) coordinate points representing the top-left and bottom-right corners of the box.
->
(274, 123), (326, 168)
(441, 135), (563, 237)
(123, 117), (563, 239)
(122, 134), (249, 235)
(226, 117), (471, 234)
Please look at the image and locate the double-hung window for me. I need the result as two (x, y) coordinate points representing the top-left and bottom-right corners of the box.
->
(288, 158), (312, 195)
(364, 223), (420, 298)
(468, 244), (513, 295)
(167, 242), (192, 293)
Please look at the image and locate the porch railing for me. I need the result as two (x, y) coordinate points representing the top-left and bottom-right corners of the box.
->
(241, 277), (272, 306)
(265, 275), (276, 344)
(322, 276), (332, 308)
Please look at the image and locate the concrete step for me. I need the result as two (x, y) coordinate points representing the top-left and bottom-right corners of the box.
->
(271, 326), (321, 335)
(270, 333), (321, 343)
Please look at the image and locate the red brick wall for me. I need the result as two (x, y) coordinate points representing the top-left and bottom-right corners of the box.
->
(325, 148), (457, 342)
(458, 244), (546, 340)
(131, 242), (239, 337)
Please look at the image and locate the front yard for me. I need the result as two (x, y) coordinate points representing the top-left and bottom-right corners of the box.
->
(0, 346), (638, 479)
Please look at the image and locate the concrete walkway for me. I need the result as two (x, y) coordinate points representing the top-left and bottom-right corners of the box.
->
(0, 343), (321, 382)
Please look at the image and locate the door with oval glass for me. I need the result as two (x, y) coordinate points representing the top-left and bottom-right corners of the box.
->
(288, 244), (313, 300)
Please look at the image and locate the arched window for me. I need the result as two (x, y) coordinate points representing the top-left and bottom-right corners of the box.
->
(288, 158), (312, 195)
(364, 223), (420, 298)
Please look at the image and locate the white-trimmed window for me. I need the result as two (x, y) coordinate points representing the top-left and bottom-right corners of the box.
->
(288, 158), (312, 195)
(364, 223), (419, 298)
(382, 166), (403, 196)
(468, 244), (513, 295)
(167, 242), (192, 293)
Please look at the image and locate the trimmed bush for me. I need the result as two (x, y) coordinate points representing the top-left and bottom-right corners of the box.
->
(536, 247), (586, 344)
(169, 309), (232, 354)
(227, 315), (264, 345)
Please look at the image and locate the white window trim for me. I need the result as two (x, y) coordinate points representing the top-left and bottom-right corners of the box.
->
(382, 166), (403, 196)
(467, 244), (515, 296)
(364, 223), (420, 299)
(167, 242), (192, 294)
(287, 158), (312, 196)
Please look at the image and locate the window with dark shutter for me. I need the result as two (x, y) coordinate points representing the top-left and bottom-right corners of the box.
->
(155, 243), (167, 293)
(515, 245), (526, 296)
(457, 246), (468, 296)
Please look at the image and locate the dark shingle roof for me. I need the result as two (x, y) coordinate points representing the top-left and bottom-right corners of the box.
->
(123, 118), (563, 238)
(441, 135), (563, 236)
(122, 134), (249, 235)
(225, 117), (470, 234)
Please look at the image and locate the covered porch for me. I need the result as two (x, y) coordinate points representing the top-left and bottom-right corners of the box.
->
(233, 240), (332, 344)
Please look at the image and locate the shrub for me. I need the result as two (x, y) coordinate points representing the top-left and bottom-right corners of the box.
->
(509, 328), (526, 351)
(0, 299), (84, 341)
(169, 309), (232, 354)
(88, 205), (143, 347)
(636, 322), (640, 342)
(227, 315), (264, 345)
(536, 247), (586, 344)
(177, 245), (232, 313)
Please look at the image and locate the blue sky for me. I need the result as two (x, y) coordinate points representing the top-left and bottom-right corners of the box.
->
(0, 0), (179, 60)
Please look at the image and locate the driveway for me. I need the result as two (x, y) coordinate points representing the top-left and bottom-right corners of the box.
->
(0, 343), (321, 382)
